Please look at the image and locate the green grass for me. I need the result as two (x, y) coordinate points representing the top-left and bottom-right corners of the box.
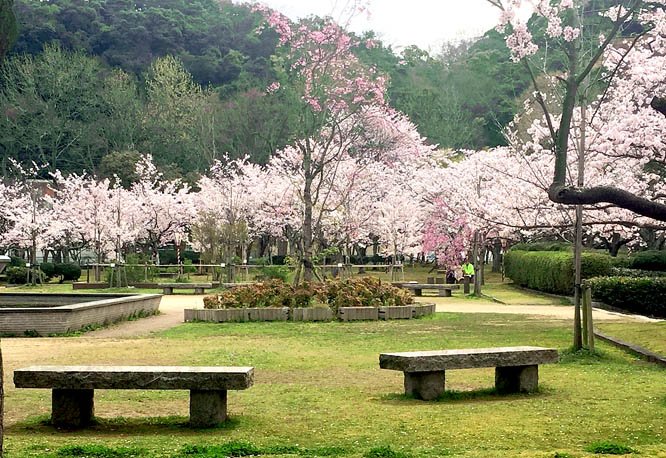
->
(585, 441), (638, 454)
(481, 283), (569, 306)
(5, 309), (666, 458)
(596, 321), (666, 356)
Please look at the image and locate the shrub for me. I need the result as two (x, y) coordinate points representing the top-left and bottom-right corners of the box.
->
(610, 267), (666, 278)
(587, 276), (666, 318)
(56, 263), (82, 281)
(39, 262), (58, 280)
(183, 259), (197, 274)
(510, 242), (572, 252)
(5, 266), (28, 284)
(504, 251), (612, 295)
(260, 265), (290, 282)
(124, 253), (157, 283)
(628, 250), (666, 271)
(203, 277), (413, 312)
(270, 255), (287, 265)
(9, 256), (25, 267)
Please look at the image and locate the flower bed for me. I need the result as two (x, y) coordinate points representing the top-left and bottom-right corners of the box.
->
(186, 278), (434, 322)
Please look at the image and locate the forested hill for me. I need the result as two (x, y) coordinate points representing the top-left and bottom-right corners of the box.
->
(11, 0), (277, 88)
(1, 0), (528, 179)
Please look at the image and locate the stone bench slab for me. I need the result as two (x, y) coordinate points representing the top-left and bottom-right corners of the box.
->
(14, 365), (253, 390)
(14, 366), (254, 428)
(380, 346), (558, 372)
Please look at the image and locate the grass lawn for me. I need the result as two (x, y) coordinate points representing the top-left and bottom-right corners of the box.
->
(596, 321), (666, 356)
(3, 311), (665, 458)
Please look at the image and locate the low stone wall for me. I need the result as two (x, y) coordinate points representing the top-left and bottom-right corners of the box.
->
(379, 306), (414, 320)
(412, 303), (436, 318)
(291, 307), (334, 322)
(338, 306), (379, 321)
(248, 307), (289, 321)
(185, 303), (434, 323)
(0, 294), (161, 336)
(185, 307), (290, 323)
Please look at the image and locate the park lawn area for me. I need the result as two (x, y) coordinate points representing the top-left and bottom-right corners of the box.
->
(481, 282), (569, 306)
(596, 321), (666, 356)
(3, 312), (665, 458)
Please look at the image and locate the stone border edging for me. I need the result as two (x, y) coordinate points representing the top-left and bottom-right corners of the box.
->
(595, 331), (666, 367)
(185, 303), (435, 323)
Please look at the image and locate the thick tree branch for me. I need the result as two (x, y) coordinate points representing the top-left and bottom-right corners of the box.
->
(651, 96), (666, 116)
(548, 183), (666, 221)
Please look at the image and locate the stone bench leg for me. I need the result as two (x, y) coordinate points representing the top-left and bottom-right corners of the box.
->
(404, 371), (445, 401)
(190, 389), (227, 427)
(414, 289), (422, 297)
(439, 289), (452, 297)
(495, 365), (538, 394)
(163, 287), (173, 295)
(194, 287), (204, 294)
(52, 389), (94, 428)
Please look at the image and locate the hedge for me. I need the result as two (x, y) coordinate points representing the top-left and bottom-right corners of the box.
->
(509, 242), (572, 252)
(628, 250), (666, 271)
(587, 277), (666, 318)
(504, 250), (612, 295)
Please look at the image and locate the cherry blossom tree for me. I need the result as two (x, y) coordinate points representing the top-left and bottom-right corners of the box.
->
(489, 0), (666, 220)
(254, 4), (390, 282)
(48, 171), (141, 279)
(130, 155), (195, 265)
(0, 162), (53, 268)
(192, 158), (264, 270)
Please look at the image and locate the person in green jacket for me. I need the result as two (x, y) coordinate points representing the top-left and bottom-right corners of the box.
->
(461, 261), (475, 280)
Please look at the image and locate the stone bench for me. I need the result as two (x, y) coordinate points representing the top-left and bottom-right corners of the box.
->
(392, 282), (460, 297)
(159, 283), (212, 295)
(379, 346), (558, 400)
(13, 365), (254, 428)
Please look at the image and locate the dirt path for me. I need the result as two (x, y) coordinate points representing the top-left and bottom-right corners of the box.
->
(85, 294), (204, 338)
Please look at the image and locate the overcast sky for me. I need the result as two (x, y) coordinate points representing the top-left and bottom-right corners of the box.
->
(244, 1), (509, 53)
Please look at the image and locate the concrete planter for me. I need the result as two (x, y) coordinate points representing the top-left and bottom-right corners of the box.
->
(0, 293), (161, 335)
(412, 303), (436, 318)
(378, 306), (414, 320)
(338, 306), (379, 321)
(290, 307), (334, 322)
(247, 307), (289, 321)
(184, 308), (248, 323)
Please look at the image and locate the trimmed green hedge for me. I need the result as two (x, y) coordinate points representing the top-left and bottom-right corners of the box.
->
(587, 277), (666, 318)
(628, 250), (666, 271)
(504, 251), (612, 295)
(510, 242), (572, 252)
